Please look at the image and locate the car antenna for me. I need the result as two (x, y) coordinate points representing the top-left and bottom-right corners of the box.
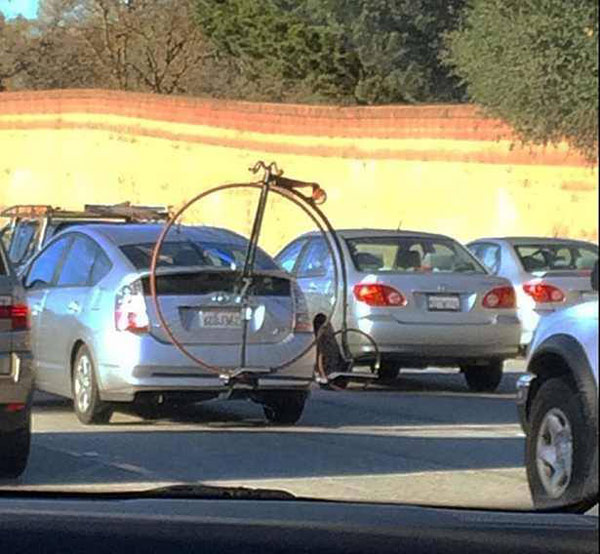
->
(397, 219), (402, 230)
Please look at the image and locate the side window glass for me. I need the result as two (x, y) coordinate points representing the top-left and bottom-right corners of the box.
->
(467, 244), (482, 258)
(90, 250), (112, 286)
(480, 245), (501, 274)
(297, 239), (333, 278)
(57, 236), (98, 287)
(24, 237), (71, 290)
(0, 225), (13, 251)
(276, 240), (306, 274)
(9, 221), (39, 264)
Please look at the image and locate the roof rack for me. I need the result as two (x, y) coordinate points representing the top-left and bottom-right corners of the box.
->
(1, 202), (172, 222)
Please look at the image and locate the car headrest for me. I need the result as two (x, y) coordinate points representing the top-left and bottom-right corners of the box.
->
(576, 256), (597, 270)
(395, 250), (421, 269)
(422, 253), (454, 271)
(355, 252), (383, 270)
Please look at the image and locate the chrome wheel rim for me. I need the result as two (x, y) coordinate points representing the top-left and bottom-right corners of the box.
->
(74, 354), (93, 415)
(536, 408), (573, 498)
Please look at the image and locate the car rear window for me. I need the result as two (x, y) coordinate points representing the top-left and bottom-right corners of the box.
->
(347, 237), (486, 274)
(514, 243), (598, 273)
(120, 241), (278, 271)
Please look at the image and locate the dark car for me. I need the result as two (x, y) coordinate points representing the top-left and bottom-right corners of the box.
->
(0, 239), (33, 478)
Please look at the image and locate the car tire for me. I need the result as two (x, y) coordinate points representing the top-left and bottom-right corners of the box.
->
(316, 324), (348, 390)
(526, 378), (598, 512)
(72, 344), (113, 425)
(262, 392), (308, 426)
(377, 362), (400, 382)
(0, 422), (31, 479)
(462, 361), (503, 392)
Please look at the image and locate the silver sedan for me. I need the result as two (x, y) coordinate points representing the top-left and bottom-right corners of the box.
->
(276, 229), (521, 392)
(467, 237), (598, 350)
(22, 224), (315, 425)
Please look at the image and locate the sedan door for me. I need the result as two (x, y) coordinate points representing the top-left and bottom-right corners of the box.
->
(39, 234), (110, 397)
(295, 238), (336, 321)
(23, 236), (72, 392)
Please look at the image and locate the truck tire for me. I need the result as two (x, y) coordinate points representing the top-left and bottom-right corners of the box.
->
(526, 378), (598, 512)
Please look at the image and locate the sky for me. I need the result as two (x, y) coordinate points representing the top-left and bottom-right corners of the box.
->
(1, 0), (39, 19)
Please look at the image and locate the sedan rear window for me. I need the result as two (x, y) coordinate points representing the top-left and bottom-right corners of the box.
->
(347, 237), (486, 274)
(514, 243), (598, 273)
(121, 241), (277, 271)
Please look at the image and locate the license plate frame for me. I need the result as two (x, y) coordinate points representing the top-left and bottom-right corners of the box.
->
(199, 309), (243, 329)
(427, 294), (461, 312)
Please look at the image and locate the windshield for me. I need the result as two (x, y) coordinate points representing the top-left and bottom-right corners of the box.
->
(514, 243), (598, 273)
(0, 0), (598, 523)
(347, 237), (486, 274)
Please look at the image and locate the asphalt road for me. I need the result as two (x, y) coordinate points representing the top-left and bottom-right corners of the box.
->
(14, 361), (532, 510)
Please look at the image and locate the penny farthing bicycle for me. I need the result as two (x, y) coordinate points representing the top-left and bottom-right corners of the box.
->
(149, 162), (380, 394)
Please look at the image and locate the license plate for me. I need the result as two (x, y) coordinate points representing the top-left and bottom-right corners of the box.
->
(199, 310), (242, 328)
(581, 292), (598, 302)
(427, 294), (460, 311)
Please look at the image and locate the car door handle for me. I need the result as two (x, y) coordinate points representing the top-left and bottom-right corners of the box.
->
(67, 301), (81, 314)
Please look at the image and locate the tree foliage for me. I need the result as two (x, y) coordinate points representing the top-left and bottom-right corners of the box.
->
(445, 0), (598, 160)
(1, 0), (213, 94)
(194, 0), (359, 103)
(195, 0), (465, 104)
(0, 13), (33, 91)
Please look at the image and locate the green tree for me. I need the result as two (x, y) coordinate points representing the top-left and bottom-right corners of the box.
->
(195, 0), (465, 104)
(445, 0), (598, 160)
(312, 0), (466, 104)
(195, 0), (359, 103)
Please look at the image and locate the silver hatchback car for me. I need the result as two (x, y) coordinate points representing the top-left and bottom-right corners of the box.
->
(468, 237), (598, 350)
(22, 224), (315, 425)
(276, 229), (521, 392)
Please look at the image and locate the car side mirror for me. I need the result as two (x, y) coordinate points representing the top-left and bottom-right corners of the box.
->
(592, 260), (598, 292)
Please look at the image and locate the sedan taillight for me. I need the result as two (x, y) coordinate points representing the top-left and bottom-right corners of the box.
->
(353, 284), (407, 307)
(115, 281), (149, 334)
(482, 286), (516, 309)
(523, 281), (565, 303)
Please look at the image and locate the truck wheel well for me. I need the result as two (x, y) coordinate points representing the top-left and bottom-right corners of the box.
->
(527, 352), (574, 417)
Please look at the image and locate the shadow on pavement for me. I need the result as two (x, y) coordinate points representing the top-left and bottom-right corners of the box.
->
(17, 426), (525, 488)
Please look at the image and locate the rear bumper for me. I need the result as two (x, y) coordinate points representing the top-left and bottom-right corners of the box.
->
(0, 352), (33, 405)
(95, 333), (316, 403)
(345, 316), (521, 365)
(0, 352), (33, 433)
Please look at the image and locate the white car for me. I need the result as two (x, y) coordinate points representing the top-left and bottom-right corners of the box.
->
(517, 262), (598, 511)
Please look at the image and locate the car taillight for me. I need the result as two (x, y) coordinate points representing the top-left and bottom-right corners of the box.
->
(0, 298), (30, 330)
(523, 281), (566, 303)
(115, 281), (149, 333)
(292, 283), (312, 333)
(353, 284), (407, 307)
(482, 286), (516, 309)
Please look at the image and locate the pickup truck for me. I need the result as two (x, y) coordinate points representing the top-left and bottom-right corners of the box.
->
(517, 261), (598, 511)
